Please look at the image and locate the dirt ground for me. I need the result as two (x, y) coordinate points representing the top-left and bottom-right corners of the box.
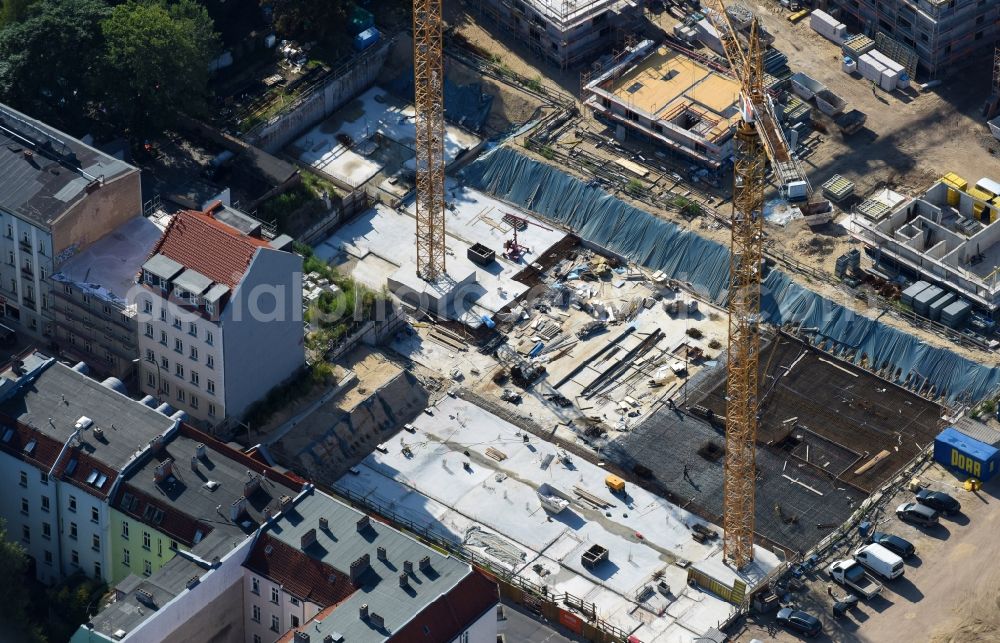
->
(732, 463), (1000, 643)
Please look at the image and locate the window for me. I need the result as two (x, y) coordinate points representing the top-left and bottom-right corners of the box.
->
(191, 371), (199, 386)
(122, 521), (129, 539)
(175, 363), (184, 378)
(174, 338), (183, 353)
(123, 549), (131, 567)
(251, 605), (261, 623)
(160, 330), (167, 345)
(19, 471), (26, 487)
(270, 615), (280, 632)
(207, 380), (215, 395)
(145, 349), (155, 362)
(71, 550), (79, 566)
(41, 496), (50, 512)
(70, 522), (77, 539)
(92, 534), (101, 551)
(22, 525), (29, 542)
(143, 531), (151, 550)
(44, 550), (52, 566)
(145, 323), (153, 338)
(291, 615), (299, 628)
(20, 498), (28, 515)
(208, 403), (216, 417)
(157, 540), (162, 557)
(69, 496), (77, 512)
(159, 308), (166, 321)
(40, 472), (47, 485)
(206, 355), (214, 369)
(5, 251), (11, 266)
(42, 522), (51, 539)
(191, 395), (199, 409)
(172, 318), (181, 330)
(143, 560), (152, 576)
(94, 562), (102, 579)
(170, 540), (178, 550)
(91, 507), (99, 523)
(253, 636), (261, 643)
(271, 587), (280, 604)
(160, 355), (169, 370)
(147, 371), (156, 387)
(176, 388), (186, 403)
(162, 381), (169, 395)
(290, 596), (300, 607)
(251, 577), (260, 595)
(143, 299), (153, 314)
(205, 302), (215, 315)
(205, 331), (213, 346)
(188, 322), (197, 336)
(190, 346), (198, 361)
(5, 224), (10, 238)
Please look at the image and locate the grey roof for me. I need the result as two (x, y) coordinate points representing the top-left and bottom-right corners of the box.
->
(262, 490), (472, 640)
(123, 429), (299, 561)
(173, 268), (212, 296)
(0, 103), (135, 227)
(51, 215), (163, 306)
(86, 555), (205, 638)
(213, 204), (261, 236)
(143, 254), (184, 281)
(203, 283), (230, 303)
(0, 356), (175, 470)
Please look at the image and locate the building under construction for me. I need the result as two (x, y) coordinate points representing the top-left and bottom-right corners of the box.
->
(470, 0), (643, 68)
(583, 40), (741, 168)
(828, 0), (1000, 77)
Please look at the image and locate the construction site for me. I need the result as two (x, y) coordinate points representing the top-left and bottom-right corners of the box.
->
(170, 0), (1000, 641)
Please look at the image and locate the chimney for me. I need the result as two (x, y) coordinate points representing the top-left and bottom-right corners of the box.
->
(319, 516), (329, 531)
(279, 495), (293, 510)
(403, 560), (413, 574)
(229, 496), (247, 521)
(399, 573), (409, 589)
(356, 515), (370, 532)
(376, 546), (386, 562)
(186, 576), (200, 590)
(300, 528), (317, 549)
(293, 632), (310, 643)
(243, 475), (261, 497)
(152, 434), (165, 452)
(190, 456), (199, 471)
(153, 459), (174, 483)
(349, 553), (371, 583)
(419, 556), (432, 573)
(370, 613), (384, 629)
(195, 443), (206, 458)
(359, 603), (369, 620)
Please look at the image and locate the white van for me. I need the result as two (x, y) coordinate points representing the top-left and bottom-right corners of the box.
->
(853, 543), (905, 580)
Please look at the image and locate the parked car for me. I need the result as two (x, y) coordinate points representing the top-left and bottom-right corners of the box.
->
(870, 532), (915, 559)
(915, 488), (961, 515)
(897, 502), (939, 527)
(776, 608), (822, 637)
(854, 543), (905, 581)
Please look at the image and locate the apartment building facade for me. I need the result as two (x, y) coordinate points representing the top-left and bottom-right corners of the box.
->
(0, 351), (179, 585)
(135, 203), (304, 426)
(0, 104), (141, 340)
(830, 0), (1000, 77)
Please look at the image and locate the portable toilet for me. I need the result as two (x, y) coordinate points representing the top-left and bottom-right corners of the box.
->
(934, 427), (1000, 481)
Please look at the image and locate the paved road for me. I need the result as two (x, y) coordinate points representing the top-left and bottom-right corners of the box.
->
(732, 464), (1000, 642)
(498, 601), (587, 643)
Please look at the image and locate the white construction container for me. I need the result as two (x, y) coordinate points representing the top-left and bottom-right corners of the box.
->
(880, 68), (899, 92)
(810, 9), (847, 43)
(842, 56), (857, 74)
(868, 50), (905, 75)
(858, 53), (887, 83)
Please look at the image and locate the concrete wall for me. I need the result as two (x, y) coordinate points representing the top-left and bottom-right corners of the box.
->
(51, 171), (143, 261)
(221, 248), (304, 419)
(450, 604), (498, 643)
(249, 40), (393, 154)
(166, 574), (245, 643)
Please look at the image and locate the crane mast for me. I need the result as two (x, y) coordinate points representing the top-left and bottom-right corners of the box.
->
(704, 5), (769, 569)
(413, 0), (447, 281)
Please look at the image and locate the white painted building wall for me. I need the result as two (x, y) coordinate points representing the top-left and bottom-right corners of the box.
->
(0, 210), (54, 339)
(243, 573), (321, 643)
(449, 603), (499, 643)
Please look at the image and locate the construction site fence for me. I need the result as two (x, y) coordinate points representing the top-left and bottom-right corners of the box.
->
(459, 146), (1000, 404)
(331, 484), (632, 642)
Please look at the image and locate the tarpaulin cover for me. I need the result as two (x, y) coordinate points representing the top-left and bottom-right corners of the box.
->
(461, 147), (1000, 403)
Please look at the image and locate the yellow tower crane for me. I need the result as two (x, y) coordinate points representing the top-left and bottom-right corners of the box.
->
(413, 0), (447, 281)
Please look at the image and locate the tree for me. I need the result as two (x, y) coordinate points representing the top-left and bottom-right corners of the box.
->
(265, 0), (351, 42)
(0, 0), (36, 26)
(0, 518), (29, 628)
(100, 0), (219, 137)
(0, 0), (109, 130)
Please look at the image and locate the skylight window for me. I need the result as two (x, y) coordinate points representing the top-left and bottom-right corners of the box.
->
(24, 439), (36, 455)
(1, 427), (12, 442)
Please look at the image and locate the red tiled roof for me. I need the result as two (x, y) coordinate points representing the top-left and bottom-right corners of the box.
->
(390, 571), (499, 642)
(149, 208), (269, 289)
(244, 534), (357, 607)
(0, 417), (62, 472)
(113, 483), (211, 547)
(57, 449), (120, 500)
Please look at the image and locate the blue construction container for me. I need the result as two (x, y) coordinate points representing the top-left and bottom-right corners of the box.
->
(353, 27), (380, 52)
(934, 426), (1000, 481)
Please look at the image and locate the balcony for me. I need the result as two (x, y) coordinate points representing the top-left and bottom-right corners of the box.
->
(18, 239), (31, 253)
